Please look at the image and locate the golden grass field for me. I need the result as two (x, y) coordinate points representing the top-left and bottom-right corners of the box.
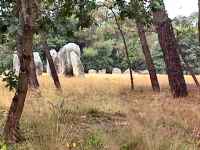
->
(0, 74), (200, 150)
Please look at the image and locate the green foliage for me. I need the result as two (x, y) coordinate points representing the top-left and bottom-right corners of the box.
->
(0, 139), (7, 150)
(83, 132), (104, 150)
(152, 47), (166, 73)
(0, 46), (13, 74)
(149, 0), (165, 11)
(174, 14), (200, 74)
(114, 0), (152, 27)
(81, 41), (114, 71)
(75, 0), (97, 29)
(79, 17), (146, 72)
(2, 70), (18, 91)
(0, 144), (7, 150)
(82, 44), (145, 72)
(0, 0), (15, 16)
(84, 47), (98, 57)
(1, 0), (199, 75)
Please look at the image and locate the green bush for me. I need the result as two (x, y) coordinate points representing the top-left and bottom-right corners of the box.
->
(0, 139), (8, 150)
(2, 70), (18, 91)
(0, 46), (13, 74)
(82, 132), (104, 150)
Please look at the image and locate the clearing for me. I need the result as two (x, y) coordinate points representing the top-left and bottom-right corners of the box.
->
(0, 74), (200, 150)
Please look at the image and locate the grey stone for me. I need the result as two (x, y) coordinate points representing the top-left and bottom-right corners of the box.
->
(88, 69), (97, 74)
(13, 53), (20, 75)
(98, 69), (106, 74)
(58, 43), (84, 77)
(112, 68), (121, 74)
(70, 51), (84, 76)
(13, 52), (43, 76)
(33, 52), (43, 75)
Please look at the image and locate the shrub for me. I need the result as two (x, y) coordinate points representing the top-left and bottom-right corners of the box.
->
(2, 70), (18, 91)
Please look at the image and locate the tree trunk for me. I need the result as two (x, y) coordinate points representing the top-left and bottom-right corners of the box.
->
(198, 0), (200, 44)
(136, 21), (160, 92)
(152, 1), (188, 97)
(3, 0), (34, 143)
(24, 0), (39, 89)
(28, 53), (39, 88)
(178, 47), (200, 89)
(111, 8), (134, 90)
(41, 32), (61, 90)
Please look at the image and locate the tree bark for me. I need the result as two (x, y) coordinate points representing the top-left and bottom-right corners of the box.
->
(28, 54), (39, 88)
(152, 1), (188, 97)
(24, 0), (39, 89)
(178, 47), (200, 89)
(41, 32), (61, 90)
(18, 0), (39, 89)
(3, 0), (34, 143)
(136, 21), (160, 92)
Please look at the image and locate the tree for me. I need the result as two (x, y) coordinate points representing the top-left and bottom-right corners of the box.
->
(130, 0), (160, 92)
(41, 32), (61, 90)
(173, 14), (200, 75)
(35, 0), (62, 90)
(3, 0), (38, 143)
(136, 22), (160, 92)
(110, 7), (134, 90)
(97, 1), (135, 89)
(151, 0), (188, 97)
(114, 0), (160, 91)
(0, 0), (39, 89)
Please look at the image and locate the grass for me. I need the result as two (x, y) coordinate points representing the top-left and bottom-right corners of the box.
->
(0, 74), (200, 150)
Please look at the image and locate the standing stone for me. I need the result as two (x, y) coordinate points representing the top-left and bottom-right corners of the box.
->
(33, 52), (43, 75)
(112, 68), (121, 74)
(13, 52), (43, 76)
(13, 53), (20, 75)
(88, 69), (97, 74)
(58, 43), (84, 77)
(98, 69), (106, 74)
(70, 51), (84, 76)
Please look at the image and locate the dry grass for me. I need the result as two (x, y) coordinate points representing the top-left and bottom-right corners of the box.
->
(0, 74), (200, 150)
